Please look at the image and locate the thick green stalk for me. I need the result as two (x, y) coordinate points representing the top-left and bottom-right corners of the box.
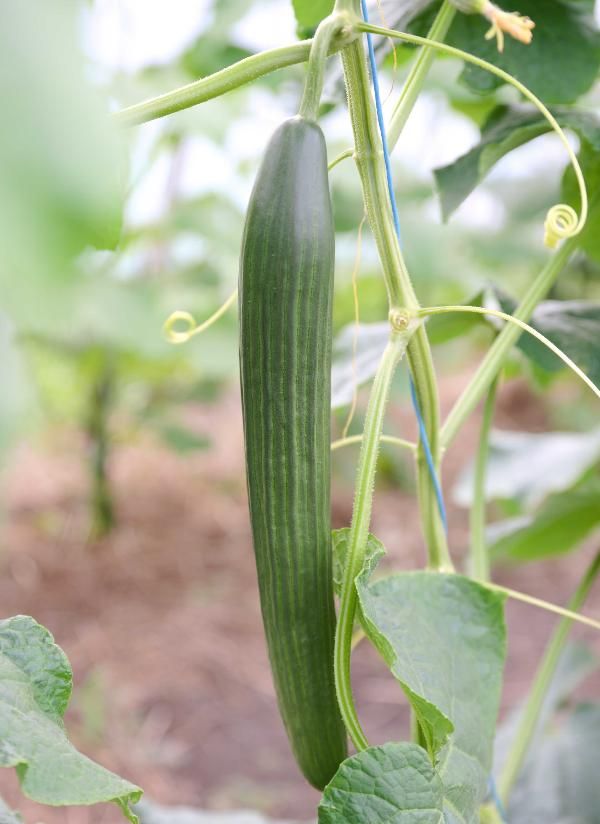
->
(470, 376), (499, 582)
(441, 239), (576, 448)
(341, 39), (451, 570)
(387, 1), (456, 150)
(299, 16), (344, 121)
(334, 334), (404, 750)
(499, 551), (600, 804)
(115, 41), (314, 127)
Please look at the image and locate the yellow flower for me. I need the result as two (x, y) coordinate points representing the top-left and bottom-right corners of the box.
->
(483, 3), (535, 52)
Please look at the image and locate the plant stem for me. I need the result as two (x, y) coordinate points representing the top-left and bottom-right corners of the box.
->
(334, 334), (403, 750)
(440, 239), (576, 447)
(498, 551), (600, 805)
(419, 303), (600, 400)
(341, 39), (451, 570)
(114, 41), (315, 127)
(331, 434), (416, 452)
(486, 582), (600, 632)
(387, 2), (456, 150)
(470, 376), (499, 582)
(87, 361), (115, 539)
(299, 17), (343, 121)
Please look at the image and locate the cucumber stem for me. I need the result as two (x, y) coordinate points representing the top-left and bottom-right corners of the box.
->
(387, 2), (456, 150)
(341, 39), (452, 571)
(114, 41), (322, 127)
(334, 333), (404, 750)
(440, 240), (576, 447)
(299, 16), (344, 122)
(470, 376), (499, 582)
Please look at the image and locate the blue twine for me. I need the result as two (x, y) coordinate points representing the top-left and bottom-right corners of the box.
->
(488, 776), (508, 823)
(359, 0), (447, 533)
(359, 7), (506, 820)
(409, 379), (448, 529)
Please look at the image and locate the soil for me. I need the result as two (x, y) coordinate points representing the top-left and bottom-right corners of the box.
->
(0, 375), (598, 824)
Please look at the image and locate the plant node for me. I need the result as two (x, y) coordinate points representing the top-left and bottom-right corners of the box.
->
(388, 308), (410, 331)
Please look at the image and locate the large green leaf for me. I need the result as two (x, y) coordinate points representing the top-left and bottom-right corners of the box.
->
(454, 428), (600, 508)
(318, 743), (445, 824)
(563, 139), (600, 262)
(0, 0), (124, 285)
(429, 0), (600, 104)
(503, 297), (600, 387)
(457, 286), (600, 388)
(488, 481), (600, 561)
(0, 616), (141, 822)
(332, 531), (506, 821)
(434, 106), (600, 220)
(291, 0), (334, 28)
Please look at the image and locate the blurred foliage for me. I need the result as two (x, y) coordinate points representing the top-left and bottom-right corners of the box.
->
(0, 0), (599, 546)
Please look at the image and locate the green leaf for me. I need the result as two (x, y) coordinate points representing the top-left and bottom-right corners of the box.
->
(318, 743), (445, 824)
(440, 0), (600, 104)
(454, 428), (600, 508)
(464, 286), (600, 387)
(0, 0), (124, 288)
(488, 482), (600, 561)
(332, 531), (506, 820)
(291, 0), (334, 28)
(0, 616), (142, 822)
(434, 106), (600, 220)
(426, 291), (485, 346)
(501, 296), (600, 387)
(332, 529), (385, 598)
(563, 139), (600, 262)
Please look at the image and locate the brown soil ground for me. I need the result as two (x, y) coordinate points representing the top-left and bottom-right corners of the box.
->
(0, 375), (598, 823)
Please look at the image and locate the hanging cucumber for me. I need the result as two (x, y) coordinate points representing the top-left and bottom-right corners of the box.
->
(238, 113), (346, 790)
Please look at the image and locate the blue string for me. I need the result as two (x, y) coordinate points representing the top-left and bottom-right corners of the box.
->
(359, 0), (447, 533)
(409, 379), (448, 529)
(488, 776), (508, 822)
(359, 8), (506, 821)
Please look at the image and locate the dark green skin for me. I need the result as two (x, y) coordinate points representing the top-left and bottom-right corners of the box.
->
(239, 116), (347, 790)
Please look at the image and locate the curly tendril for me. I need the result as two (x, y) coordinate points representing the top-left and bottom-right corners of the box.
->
(418, 305), (600, 402)
(356, 21), (588, 249)
(163, 288), (238, 344)
(544, 204), (579, 249)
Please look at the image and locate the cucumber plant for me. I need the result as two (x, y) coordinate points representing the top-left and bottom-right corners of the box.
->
(3, 0), (600, 821)
(148, 0), (600, 820)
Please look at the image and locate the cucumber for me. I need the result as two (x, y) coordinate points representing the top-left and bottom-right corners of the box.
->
(239, 116), (347, 789)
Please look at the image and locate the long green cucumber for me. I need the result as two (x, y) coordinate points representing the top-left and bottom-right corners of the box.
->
(239, 116), (347, 789)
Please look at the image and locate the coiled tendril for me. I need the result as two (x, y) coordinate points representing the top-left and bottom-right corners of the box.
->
(544, 204), (579, 249)
(163, 288), (238, 344)
(355, 22), (589, 250)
